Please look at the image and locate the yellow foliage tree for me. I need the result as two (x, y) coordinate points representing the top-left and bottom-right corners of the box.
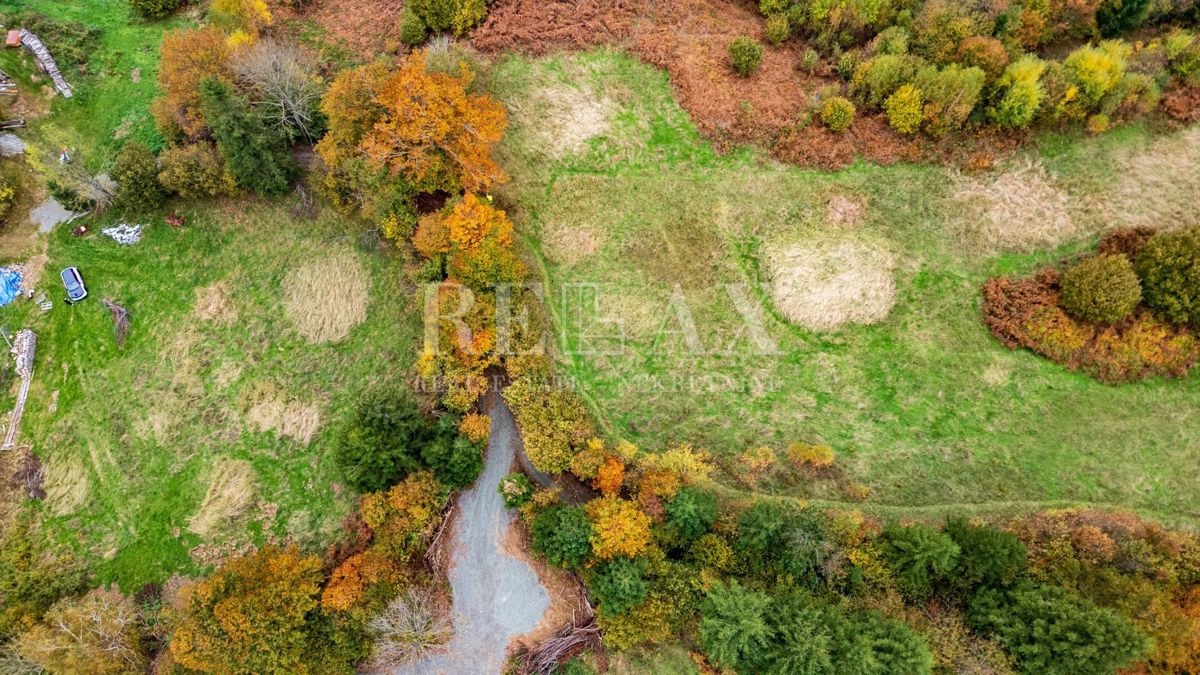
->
(154, 27), (232, 138)
(170, 546), (324, 673)
(587, 497), (652, 559)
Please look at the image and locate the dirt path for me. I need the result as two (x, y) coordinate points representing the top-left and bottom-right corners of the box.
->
(398, 387), (550, 675)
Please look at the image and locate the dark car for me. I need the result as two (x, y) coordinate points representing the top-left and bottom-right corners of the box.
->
(60, 266), (87, 303)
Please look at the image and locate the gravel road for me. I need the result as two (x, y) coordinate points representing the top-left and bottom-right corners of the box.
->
(397, 386), (550, 675)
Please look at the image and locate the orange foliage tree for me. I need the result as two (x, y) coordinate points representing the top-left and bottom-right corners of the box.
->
(595, 455), (626, 497)
(320, 549), (402, 613)
(170, 546), (325, 673)
(587, 497), (652, 559)
(153, 27), (232, 138)
(360, 51), (508, 194)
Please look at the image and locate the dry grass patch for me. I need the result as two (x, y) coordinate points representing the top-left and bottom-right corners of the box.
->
(1081, 127), (1200, 232)
(521, 81), (615, 159)
(952, 159), (1077, 252)
(43, 455), (90, 516)
(283, 249), (370, 343)
(541, 219), (606, 266)
(244, 382), (322, 444)
(764, 239), (896, 332)
(194, 281), (237, 325)
(188, 458), (256, 538)
(826, 194), (866, 228)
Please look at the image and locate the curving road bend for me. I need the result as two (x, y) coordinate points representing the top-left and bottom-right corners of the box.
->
(396, 386), (550, 675)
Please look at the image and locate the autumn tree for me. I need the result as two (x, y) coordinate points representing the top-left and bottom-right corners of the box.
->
(211, 0), (272, 37)
(15, 589), (147, 674)
(587, 497), (652, 560)
(170, 546), (329, 673)
(0, 515), (85, 641)
(315, 60), (391, 170)
(360, 50), (507, 194)
(426, 194), (528, 287)
(154, 27), (232, 138)
(359, 471), (447, 561)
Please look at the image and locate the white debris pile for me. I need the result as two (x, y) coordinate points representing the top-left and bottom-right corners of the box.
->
(102, 223), (143, 245)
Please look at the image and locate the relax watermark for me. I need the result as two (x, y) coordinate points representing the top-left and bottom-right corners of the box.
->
(422, 281), (781, 358)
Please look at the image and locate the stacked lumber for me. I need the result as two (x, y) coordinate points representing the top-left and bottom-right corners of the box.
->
(18, 29), (72, 98)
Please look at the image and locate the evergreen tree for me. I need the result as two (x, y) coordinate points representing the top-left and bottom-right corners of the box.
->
(198, 77), (296, 195)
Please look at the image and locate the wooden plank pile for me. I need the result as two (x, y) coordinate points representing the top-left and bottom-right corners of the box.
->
(18, 29), (72, 98)
(3, 329), (36, 450)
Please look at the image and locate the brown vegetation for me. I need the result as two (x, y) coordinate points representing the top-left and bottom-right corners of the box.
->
(982, 261), (1200, 383)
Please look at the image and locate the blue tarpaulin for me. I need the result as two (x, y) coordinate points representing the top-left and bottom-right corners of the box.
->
(0, 269), (22, 307)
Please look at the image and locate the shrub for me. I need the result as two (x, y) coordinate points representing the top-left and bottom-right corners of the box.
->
(400, 8), (428, 46)
(111, 142), (166, 212)
(990, 56), (1047, 128)
(956, 36), (1009, 80)
(787, 442), (835, 469)
(171, 547), (331, 673)
(968, 583), (1152, 674)
(498, 472), (535, 509)
(503, 379), (595, 473)
(885, 84), (924, 134)
(334, 386), (448, 492)
(1063, 41), (1129, 110)
(764, 597), (836, 673)
(765, 14), (791, 45)
(407, 0), (489, 35)
(199, 78), (297, 195)
(1097, 0), (1151, 36)
(871, 26), (909, 55)
(129, 0), (181, 19)
(1135, 227), (1200, 326)
(852, 53), (923, 106)
(833, 610), (935, 673)
(360, 472), (446, 559)
(532, 505), (593, 570)
(158, 144), (233, 199)
(15, 590), (147, 674)
(0, 180), (14, 223)
(1060, 254), (1143, 324)
(699, 581), (773, 673)
(838, 50), (862, 80)
(664, 487), (717, 541)
(587, 497), (652, 560)
(913, 64), (985, 135)
(945, 518), (1027, 593)
(590, 557), (647, 617)
(729, 37), (764, 77)
(882, 523), (961, 599)
(422, 429), (484, 490)
(911, 0), (985, 63)
(821, 96), (857, 131)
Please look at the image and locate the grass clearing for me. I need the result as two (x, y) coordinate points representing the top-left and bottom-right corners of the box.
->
(492, 50), (1200, 526)
(1, 198), (417, 590)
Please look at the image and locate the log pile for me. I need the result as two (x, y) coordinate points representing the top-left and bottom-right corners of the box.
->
(3, 329), (36, 450)
(18, 29), (72, 98)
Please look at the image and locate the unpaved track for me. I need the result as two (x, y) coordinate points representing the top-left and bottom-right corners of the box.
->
(398, 387), (549, 675)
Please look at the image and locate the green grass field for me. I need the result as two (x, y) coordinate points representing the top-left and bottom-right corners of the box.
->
(3, 200), (416, 590)
(490, 50), (1200, 527)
